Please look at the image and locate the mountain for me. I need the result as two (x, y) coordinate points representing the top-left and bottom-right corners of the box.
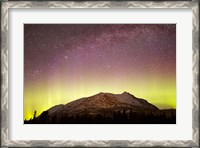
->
(62, 91), (159, 113)
(25, 92), (176, 124)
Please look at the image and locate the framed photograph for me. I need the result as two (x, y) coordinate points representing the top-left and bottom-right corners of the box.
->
(1, 1), (199, 147)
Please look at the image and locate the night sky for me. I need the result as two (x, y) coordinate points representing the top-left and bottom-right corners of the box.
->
(24, 24), (176, 119)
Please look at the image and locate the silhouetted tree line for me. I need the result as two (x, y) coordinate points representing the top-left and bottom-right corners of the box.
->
(24, 109), (176, 124)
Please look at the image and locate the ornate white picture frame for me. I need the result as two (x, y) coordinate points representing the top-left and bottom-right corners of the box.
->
(1, 1), (199, 147)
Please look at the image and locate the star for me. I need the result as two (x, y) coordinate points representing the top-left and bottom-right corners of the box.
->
(64, 56), (68, 59)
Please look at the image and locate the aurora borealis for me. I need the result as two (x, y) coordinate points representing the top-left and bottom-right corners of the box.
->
(24, 24), (176, 120)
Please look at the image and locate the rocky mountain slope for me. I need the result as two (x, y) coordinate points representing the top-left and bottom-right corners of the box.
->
(25, 92), (176, 124)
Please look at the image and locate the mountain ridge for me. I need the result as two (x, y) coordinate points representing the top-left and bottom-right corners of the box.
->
(25, 92), (176, 124)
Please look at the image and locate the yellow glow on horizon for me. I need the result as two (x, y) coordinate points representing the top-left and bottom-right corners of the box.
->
(24, 75), (176, 120)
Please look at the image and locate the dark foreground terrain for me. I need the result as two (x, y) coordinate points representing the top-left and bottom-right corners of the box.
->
(24, 92), (176, 124)
(25, 109), (176, 124)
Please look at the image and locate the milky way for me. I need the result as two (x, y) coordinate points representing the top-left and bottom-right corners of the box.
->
(24, 24), (176, 119)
